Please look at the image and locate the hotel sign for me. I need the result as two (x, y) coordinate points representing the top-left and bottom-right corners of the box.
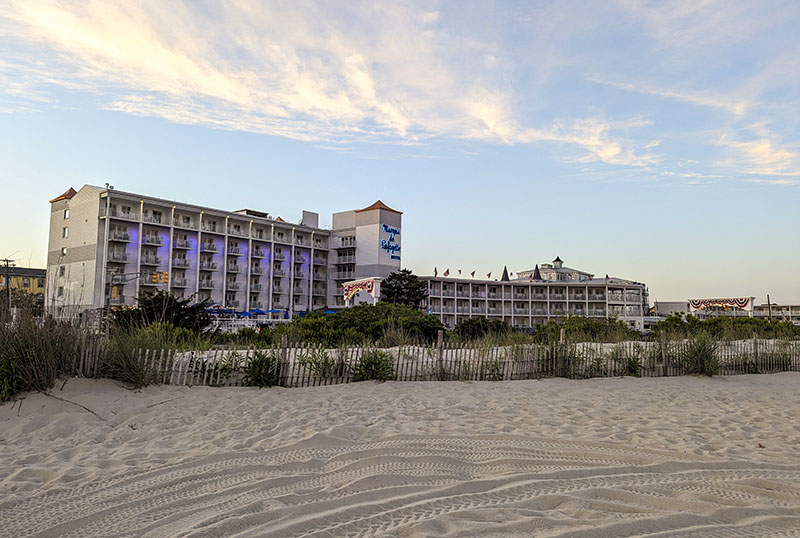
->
(380, 224), (401, 260)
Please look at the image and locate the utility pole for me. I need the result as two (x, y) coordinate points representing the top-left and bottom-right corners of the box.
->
(1, 258), (14, 312)
(767, 294), (772, 323)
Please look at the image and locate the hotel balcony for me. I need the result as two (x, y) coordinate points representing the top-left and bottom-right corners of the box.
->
(569, 294), (586, 301)
(487, 307), (501, 315)
(456, 307), (470, 314)
(312, 287), (326, 296)
(532, 294), (546, 300)
(139, 277), (158, 286)
(273, 269), (286, 277)
(313, 272), (327, 280)
(293, 287), (305, 295)
(588, 309), (606, 317)
(336, 271), (355, 280)
(252, 249), (266, 258)
(250, 283), (264, 292)
(144, 215), (165, 225)
(109, 209), (138, 221)
(514, 308), (530, 315)
(532, 309), (547, 316)
(200, 243), (218, 253)
(274, 235), (290, 244)
(251, 230), (267, 240)
(442, 290), (455, 297)
(226, 282), (240, 291)
(295, 237), (307, 246)
(293, 271), (305, 279)
(607, 293), (624, 302)
(272, 285), (283, 293)
(227, 246), (243, 255)
(250, 266), (265, 275)
(250, 301), (264, 309)
(272, 302), (287, 309)
(109, 231), (131, 242)
(199, 261), (218, 271)
(274, 253), (287, 261)
(109, 296), (127, 305)
(550, 308), (567, 316)
(589, 294), (606, 301)
(140, 255), (162, 266)
(313, 256), (327, 264)
(513, 294), (529, 300)
(173, 218), (196, 229)
(142, 236), (163, 246)
(336, 255), (355, 264)
(228, 228), (247, 238)
(550, 293), (566, 300)
(201, 223), (220, 233)
(457, 291), (469, 298)
(226, 300), (241, 308)
(227, 264), (242, 273)
(172, 278), (188, 288)
(109, 274), (127, 284)
(472, 306), (486, 314)
(173, 239), (192, 249)
(108, 252), (131, 264)
(172, 258), (191, 268)
(487, 292), (500, 299)
(199, 280), (215, 289)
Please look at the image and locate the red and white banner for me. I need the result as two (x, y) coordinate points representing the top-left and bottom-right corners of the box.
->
(688, 297), (752, 311)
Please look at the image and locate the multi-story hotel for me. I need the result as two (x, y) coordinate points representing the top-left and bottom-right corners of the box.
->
(424, 258), (649, 330)
(46, 185), (401, 318)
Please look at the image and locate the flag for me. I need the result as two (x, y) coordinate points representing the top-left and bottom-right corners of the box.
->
(528, 273), (533, 282)
(434, 267), (438, 277)
(605, 274), (609, 282)
(443, 268), (450, 277)
(458, 269), (462, 276)
(486, 272), (491, 279)
(470, 270), (475, 277)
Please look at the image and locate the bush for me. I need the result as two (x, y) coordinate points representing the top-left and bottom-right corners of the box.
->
(242, 351), (281, 387)
(298, 348), (338, 378)
(351, 350), (395, 381)
(454, 318), (511, 340)
(535, 316), (640, 344)
(683, 334), (720, 376)
(0, 310), (82, 402)
(110, 290), (212, 334)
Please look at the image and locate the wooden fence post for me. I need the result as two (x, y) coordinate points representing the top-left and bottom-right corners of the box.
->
(661, 333), (668, 376)
(436, 330), (444, 381)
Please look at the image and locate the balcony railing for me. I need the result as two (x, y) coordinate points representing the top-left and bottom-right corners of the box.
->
(227, 246), (243, 255)
(109, 231), (131, 241)
(172, 278), (188, 288)
(199, 280), (215, 289)
(140, 256), (161, 266)
(589, 295), (606, 301)
(227, 265), (241, 273)
(336, 272), (354, 280)
(442, 290), (455, 297)
(226, 282), (240, 290)
(550, 294), (566, 300)
(173, 218), (196, 229)
(274, 253), (287, 261)
(250, 284), (264, 292)
(313, 272), (327, 280)
(273, 269), (286, 277)
(228, 228), (247, 237)
(109, 296), (127, 305)
(313, 256), (327, 264)
(144, 215), (164, 224)
(139, 277), (158, 286)
(226, 300), (241, 308)
(295, 238), (307, 246)
(252, 249), (266, 258)
(200, 243), (218, 253)
(109, 253), (129, 265)
(250, 301), (264, 309)
(456, 307), (470, 314)
(313, 288), (326, 296)
(336, 255), (355, 264)
(110, 209), (137, 220)
(201, 223), (220, 233)
(250, 266), (265, 275)
(570, 295), (586, 301)
(272, 286), (283, 293)
(199, 261), (217, 271)
(172, 258), (190, 268)
(142, 236), (162, 246)
(293, 271), (305, 278)
(457, 291), (469, 298)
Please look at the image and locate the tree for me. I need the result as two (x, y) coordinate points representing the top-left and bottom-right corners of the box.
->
(379, 269), (427, 308)
(109, 290), (212, 333)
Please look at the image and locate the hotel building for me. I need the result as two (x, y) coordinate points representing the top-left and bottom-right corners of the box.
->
(46, 185), (400, 318)
(423, 258), (649, 330)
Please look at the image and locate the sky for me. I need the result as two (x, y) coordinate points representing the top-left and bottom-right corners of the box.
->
(1, 0), (799, 304)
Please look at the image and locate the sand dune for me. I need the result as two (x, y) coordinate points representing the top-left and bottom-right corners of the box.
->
(2, 374), (800, 537)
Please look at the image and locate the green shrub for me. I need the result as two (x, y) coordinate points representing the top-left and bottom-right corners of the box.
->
(621, 356), (642, 377)
(683, 334), (720, 376)
(454, 318), (511, 340)
(351, 350), (395, 381)
(110, 290), (212, 333)
(0, 310), (81, 402)
(480, 356), (505, 381)
(298, 348), (338, 378)
(242, 350), (281, 387)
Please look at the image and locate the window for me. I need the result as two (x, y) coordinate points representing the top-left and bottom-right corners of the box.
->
(58, 266), (65, 277)
(62, 227), (69, 238)
(57, 286), (64, 297)
(22, 277), (30, 288)
(60, 247), (67, 256)
(64, 209), (70, 219)
(38, 278), (45, 288)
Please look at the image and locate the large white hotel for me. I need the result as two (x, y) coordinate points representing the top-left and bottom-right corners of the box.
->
(47, 185), (649, 329)
(423, 258), (649, 330)
(46, 185), (401, 318)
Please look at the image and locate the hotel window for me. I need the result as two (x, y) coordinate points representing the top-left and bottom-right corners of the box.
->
(64, 209), (70, 219)
(22, 277), (30, 288)
(58, 266), (65, 277)
(60, 247), (67, 256)
(62, 227), (69, 238)
(57, 286), (64, 297)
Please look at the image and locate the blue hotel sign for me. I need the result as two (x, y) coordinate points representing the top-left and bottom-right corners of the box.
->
(380, 224), (401, 260)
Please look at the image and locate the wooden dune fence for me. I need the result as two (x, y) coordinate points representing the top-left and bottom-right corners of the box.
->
(76, 336), (800, 388)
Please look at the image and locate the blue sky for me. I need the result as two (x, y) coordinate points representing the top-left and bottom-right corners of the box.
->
(1, 1), (799, 303)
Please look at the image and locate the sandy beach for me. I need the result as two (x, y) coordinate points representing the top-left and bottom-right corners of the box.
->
(2, 374), (800, 537)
